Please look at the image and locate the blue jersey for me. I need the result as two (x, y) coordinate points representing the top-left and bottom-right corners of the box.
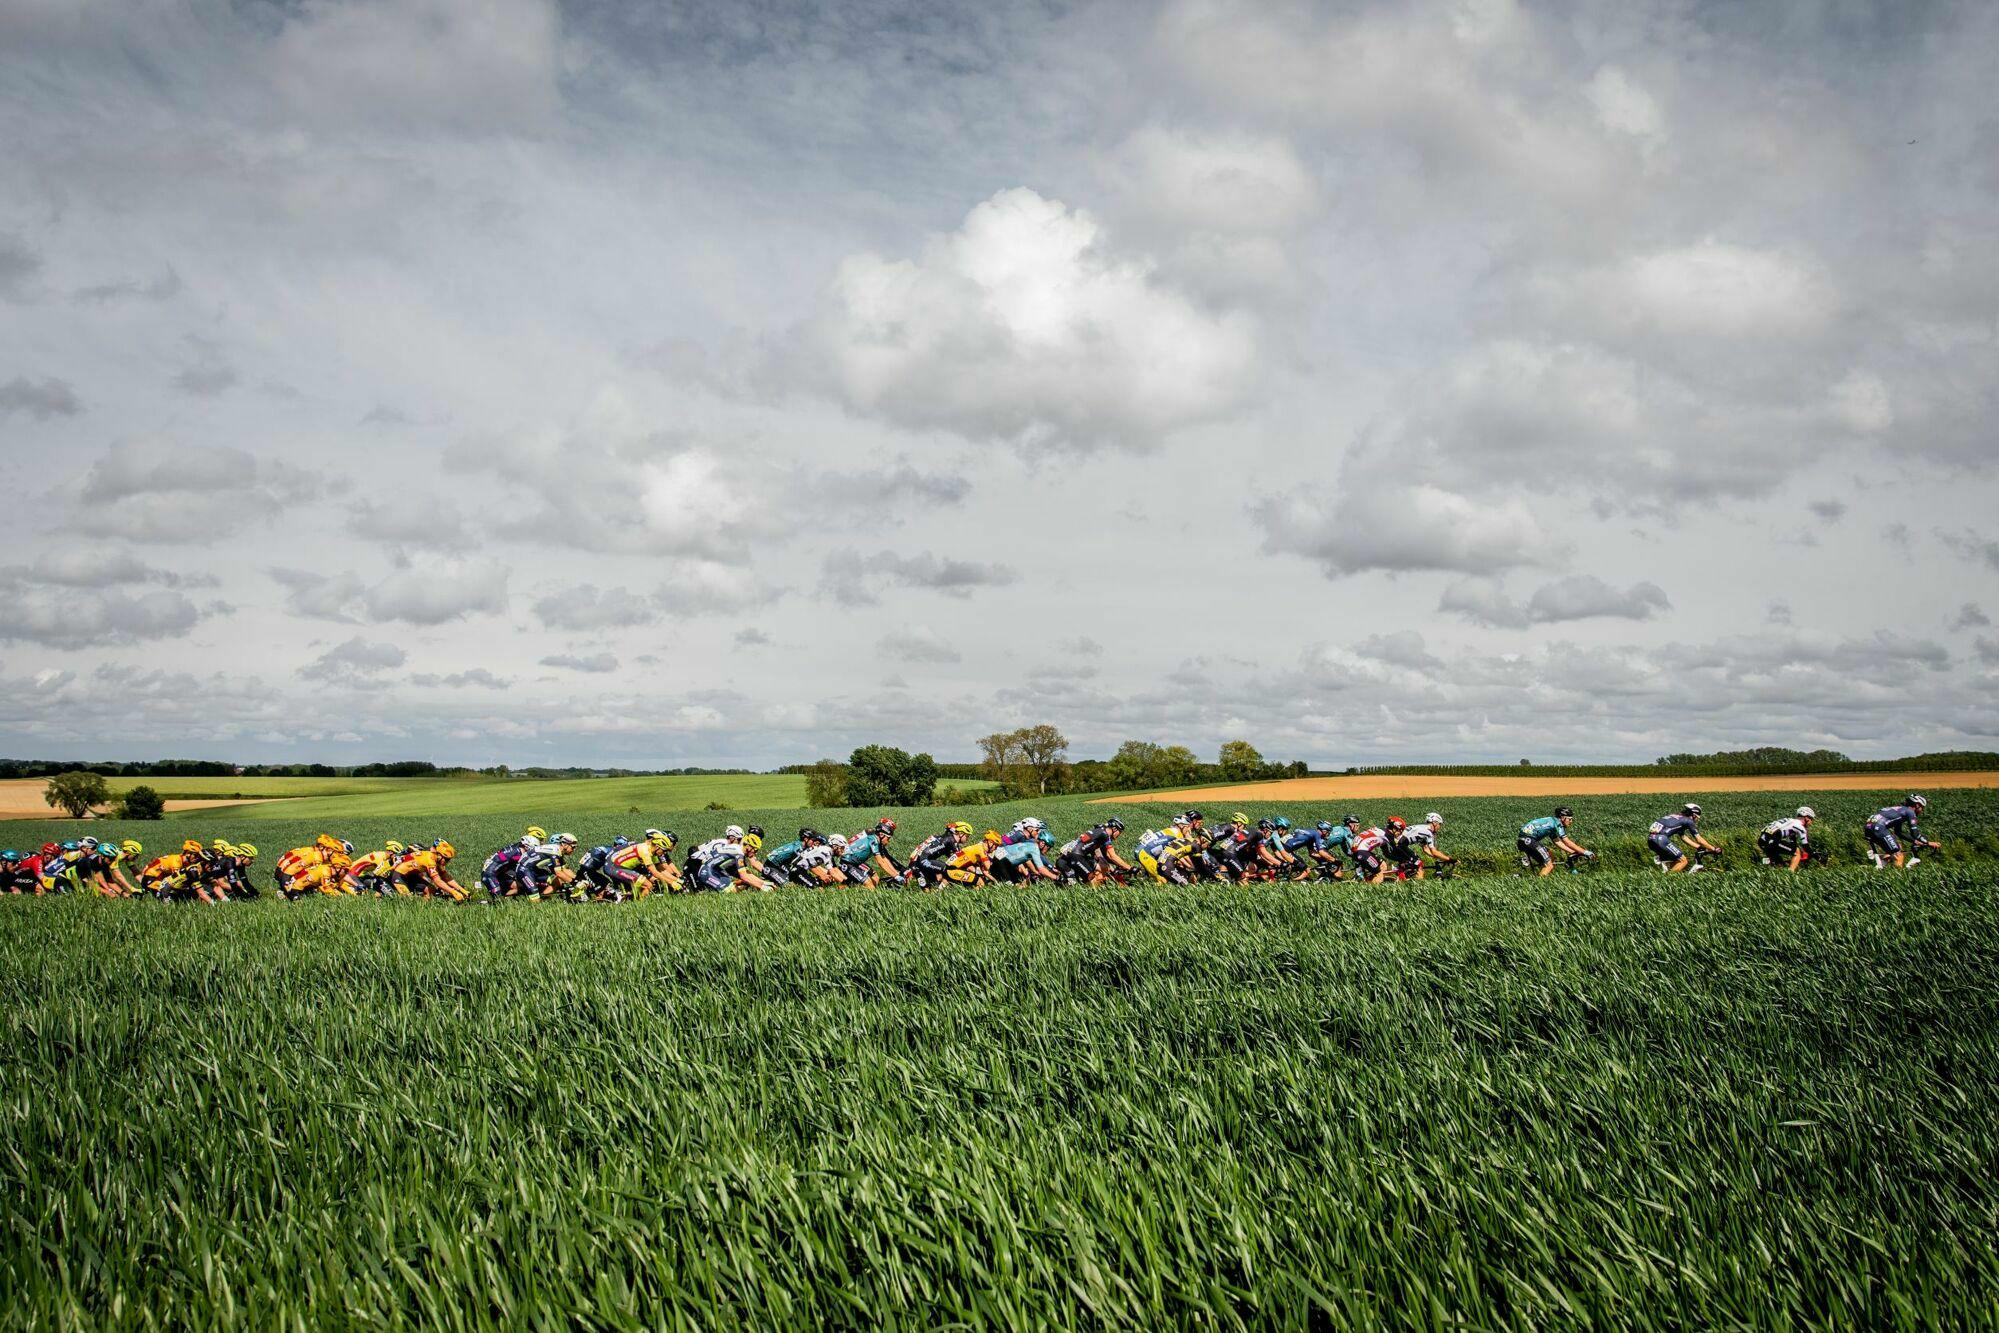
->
(1521, 816), (1567, 843)
(1868, 805), (1922, 835)
(1284, 829), (1326, 854)
(765, 840), (804, 868)
(1324, 826), (1356, 851)
(842, 834), (883, 865)
(579, 846), (612, 873)
(516, 849), (562, 891)
(1649, 814), (1697, 839)
(993, 841), (1050, 870)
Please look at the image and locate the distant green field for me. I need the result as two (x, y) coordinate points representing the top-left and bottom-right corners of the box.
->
(103, 776), (473, 800)
(170, 773), (820, 821)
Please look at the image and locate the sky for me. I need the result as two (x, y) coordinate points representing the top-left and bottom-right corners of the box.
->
(1, 0), (1996, 770)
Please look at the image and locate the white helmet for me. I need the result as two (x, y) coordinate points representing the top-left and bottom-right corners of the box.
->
(644, 828), (665, 840)
(1424, 812), (1443, 825)
(552, 832), (577, 847)
(828, 833), (849, 849)
(1796, 806), (1816, 820)
(1171, 814), (1189, 827)
(518, 833), (540, 848)
(725, 824), (744, 838)
(1023, 817), (1043, 831)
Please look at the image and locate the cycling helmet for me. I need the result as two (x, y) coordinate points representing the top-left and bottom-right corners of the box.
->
(725, 825), (744, 839)
(525, 826), (547, 840)
(40, 843), (58, 857)
(1183, 809), (1203, 821)
(983, 829), (1003, 847)
(1425, 812), (1443, 826)
(1272, 817), (1291, 830)
(949, 821), (974, 837)
(1023, 817), (1044, 831)
(1171, 814), (1190, 828)
(1316, 820), (1333, 832)
(61, 841), (80, 852)
(121, 839), (142, 855)
(1554, 806), (1574, 819)
(742, 833), (763, 852)
(1682, 803), (1702, 817)
(658, 831), (678, 849)
(828, 833), (849, 849)
(1796, 806), (1816, 821)
(613, 835), (632, 849)
(1231, 811), (1250, 826)
(1105, 817), (1125, 832)
(237, 844), (257, 859)
(0, 850), (17, 862)
(211, 838), (232, 852)
(1908, 793), (1927, 809)
(182, 839), (202, 854)
(518, 834), (540, 848)
(875, 818), (897, 835)
(340, 840), (355, 855)
(385, 841), (406, 855)
(642, 827), (663, 840)
(1342, 814), (1360, 827)
(1256, 818), (1274, 832)
(435, 841), (456, 860)
(552, 833), (577, 847)
(747, 825), (765, 839)
(1386, 816), (1407, 832)
(79, 836), (99, 850)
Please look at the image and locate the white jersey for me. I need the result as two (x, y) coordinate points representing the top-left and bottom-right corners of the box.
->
(1761, 817), (1808, 843)
(1400, 825), (1437, 850)
(692, 837), (730, 863)
(1353, 828), (1388, 853)
(797, 845), (835, 870)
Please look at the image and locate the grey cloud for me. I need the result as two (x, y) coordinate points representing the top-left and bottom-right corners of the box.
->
(171, 338), (237, 397)
(1060, 636), (1105, 657)
(1767, 601), (1794, 626)
(1939, 529), (1999, 571)
(877, 627), (961, 664)
(1526, 576), (1672, 624)
(0, 376), (82, 419)
(347, 496), (476, 553)
(411, 668), (510, 690)
(0, 235), (42, 301)
(270, 561), (507, 625)
(4, 547), (212, 590)
(821, 549), (1017, 604)
(1264, 487), (1567, 579)
(299, 637), (408, 686)
(1808, 498), (1848, 521)
(827, 458), (972, 507)
(0, 589), (210, 649)
(1950, 603), (1991, 631)
(72, 268), (181, 304)
(77, 441), (321, 543)
(360, 405), (417, 427)
(734, 627), (772, 647)
(1438, 578), (1532, 629)
(1978, 638), (1999, 666)
(541, 652), (619, 673)
(1353, 631), (1443, 674)
(533, 584), (659, 631)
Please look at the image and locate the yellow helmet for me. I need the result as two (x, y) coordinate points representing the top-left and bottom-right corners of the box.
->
(1231, 811), (1250, 826)
(525, 826), (547, 841)
(983, 829), (1002, 847)
(385, 840), (406, 855)
(120, 839), (143, 856)
(182, 839), (203, 855)
(742, 832), (763, 852)
(236, 843), (258, 859)
(949, 821), (974, 836)
(316, 834), (343, 852)
(212, 838), (233, 852)
(434, 840), (456, 860)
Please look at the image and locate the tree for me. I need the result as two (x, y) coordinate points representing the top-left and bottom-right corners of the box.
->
(117, 785), (166, 820)
(44, 770), (109, 819)
(1217, 740), (1265, 781)
(845, 746), (937, 807)
(804, 759), (849, 807)
(1103, 741), (1201, 791)
(1013, 724), (1070, 796)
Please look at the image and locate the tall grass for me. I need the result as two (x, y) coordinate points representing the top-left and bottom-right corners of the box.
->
(3, 867), (1997, 1326)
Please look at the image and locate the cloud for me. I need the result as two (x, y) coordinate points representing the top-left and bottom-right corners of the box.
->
(1263, 485), (1567, 579)
(271, 559), (507, 625)
(1438, 577), (1531, 629)
(821, 549), (1018, 604)
(532, 584), (659, 631)
(298, 637), (407, 686)
(3, 547), (212, 590)
(541, 652), (619, 673)
(734, 627), (772, 648)
(0, 589), (211, 649)
(877, 626), (961, 664)
(1950, 603), (1990, 631)
(1767, 600), (1794, 626)
(653, 561), (780, 615)
(1524, 576), (1672, 624)
(1353, 631), (1443, 674)
(1807, 499), (1848, 522)
(0, 235), (42, 301)
(824, 457), (972, 507)
(75, 441), (321, 543)
(792, 187), (1260, 448)
(171, 337), (237, 397)
(411, 668), (510, 690)
(72, 268), (181, 305)
(1060, 636), (1104, 657)
(1939, 529), (1999, 572)
(347, 496), (476, 552)
(0, 376), (81, 419)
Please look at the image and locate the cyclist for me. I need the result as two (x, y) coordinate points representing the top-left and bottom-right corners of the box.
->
(1001, 817), (1046, 847)
(839, 821), (901, 887)
(0, 849), (36, 895)
(697, 832), (771, 893)
(1262, 817), (1303, 876)
(992, 826), (1060, 883)
(609, 830), (678, 896)
(1203, 813), (1256, 881)
(1060, 817), (1133, 885)
(1392, 812), (1456, 879)
(762, 828), (821, 885)
(906, 822), (974, 889)
(480, 840), (532, 900)
(686, 824), (745, 883)
(346, 842), (402, 896)
(517, 834), (579, 900)
(395, 840), (469, 902)
(1350, 823), (1392, 883)
(947, 830), (1001, 886)
(1519, 807), (1592, 876)
(1757, 807), (1816, 871)
(1865, 795), (1937, 869)
(1647, 803), (1720, 873)
(1283, 820), (1345, 881)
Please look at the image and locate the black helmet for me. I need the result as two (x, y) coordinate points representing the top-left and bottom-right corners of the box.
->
(1256, 818), (1274, 831)
(747, 824), (765, 838)
(1183, 808), (1203, 821)
(799, 827), (818, 841)
(1555, 806), (1574, 819)
(1342, 814), (1360, 827)
(1105, 816), (1125, 832)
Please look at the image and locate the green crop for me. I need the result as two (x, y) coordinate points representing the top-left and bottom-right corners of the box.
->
(3, 863), (1998, 1327)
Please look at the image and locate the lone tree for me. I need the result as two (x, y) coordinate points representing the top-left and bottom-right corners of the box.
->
(1217, 740), (1266, 781)
(44, 770), (110, 819)
(979, 725), (1072, 797)
(803, 759), (849, 807)
(117, 785), (166, 820)
(844, 746), (938, 807)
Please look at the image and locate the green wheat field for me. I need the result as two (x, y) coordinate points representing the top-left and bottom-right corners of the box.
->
(2, 788), (1997, 1326)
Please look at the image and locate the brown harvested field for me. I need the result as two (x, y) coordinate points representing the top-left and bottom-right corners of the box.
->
(1097, 771), (1999, 805)
(0, 780), (278, 820)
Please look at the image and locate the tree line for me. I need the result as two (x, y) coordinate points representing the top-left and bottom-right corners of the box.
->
(800, 730), (1305, 808)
